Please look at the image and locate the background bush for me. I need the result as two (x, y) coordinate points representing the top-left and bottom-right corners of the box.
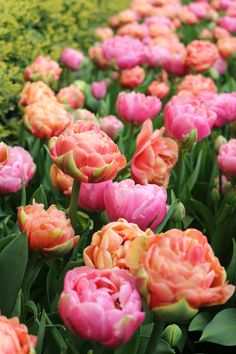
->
(0, 0), (129, 139)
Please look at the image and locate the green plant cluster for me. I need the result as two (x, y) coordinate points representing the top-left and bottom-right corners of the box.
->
(0, 0), (129, 139)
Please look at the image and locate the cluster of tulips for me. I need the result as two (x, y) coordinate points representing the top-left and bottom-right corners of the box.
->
(1, 0), (236, 353)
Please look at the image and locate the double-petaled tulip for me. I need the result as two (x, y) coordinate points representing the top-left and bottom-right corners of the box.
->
(60, 47), (84, 70)
(24, 56), (62, 84)
(84, 218), (153, 270)
(217, 36), (236, 58)
(131, 120), (178, 187)
(99, 115), (124, 140)
(147, 81), (170, 100)
(120, 66), (145, 89)
(23, 99), (72, 140)
(91, 81), (107, 100)
(0, 146), (35, 194)
(0, 315), (37, 354)
(57, 85), (85, 109)
(126, 229), (235, 323)
(18, 202), (79, 256)
(49, 120), (126, 183)
(217, 139), (236, 176)
(164, 95), (216, 142)
(177, 75), (217, 96)
(104, 179), (167, 231)
(72, 108), (98, 124)
(116, 92), (162, 124)
(185, 40), (218, 72)
(0, 142), (9, 168)
(95, 27), (113, 41)
(218, 16), (236, 33)
(50, 164), (73, 196)
(58, 267), (145, 347)
(19, 81), (55, 106)
(101, 35), (146, 69)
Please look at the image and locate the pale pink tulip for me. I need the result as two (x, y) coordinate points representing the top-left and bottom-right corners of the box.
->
(60, 48), (84, 70)
(91, 81), (107, 100)
(99, 116), (124, 140)
(217, 139), (236, 176)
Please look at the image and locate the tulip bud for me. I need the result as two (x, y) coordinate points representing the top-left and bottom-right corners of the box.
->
(172, 202), (186, 223)
(181, 129), (197, 151)
(161, 324), (182, 347)
(214, 135), (227, 153)
(211, 187), (220, 204)
(73, 80), (88, 93)
(224, 188), (236, 206)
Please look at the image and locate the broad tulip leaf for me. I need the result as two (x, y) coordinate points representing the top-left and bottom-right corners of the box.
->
(155, 199), (179, 233)
(0, 233), (28, 316)
(187, 199), (215, 236)
(30, 184), (48, 208)
(115, 328), (140, 354)
(161, 324), (182, 347)
(181, 151), (203, 201)
(189, 312), (213, 332)
(36, 310), (47, 354)
(199, 308), (236, 346)
(227, 239), (236, 284)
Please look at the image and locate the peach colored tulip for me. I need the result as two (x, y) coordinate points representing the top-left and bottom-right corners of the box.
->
(126, 229), (235, 321)
(18, 202), (79, 256)
(84, 218), (153, 270)
(49, 120), (126, 183)
(177, 74), (217, 96)
(50, 164), (73, 196)
(147, 81), (170, 100)
(217, 36), (236, 58)
(95, 27), (113, 41)
(0, 315), (37, 354)
(24, 56), (62, 84)
(57, 85), (85, 109)
(23, 99), (72, 140)
(120, 66), (145, 89)
(88, 46), (108, 69)
(186, 40), (218, 72)
(99, 115), (124, 140)
(19, 81), (55, 106)
(0, 142), (9, 167)
(131, 119), (178, 187)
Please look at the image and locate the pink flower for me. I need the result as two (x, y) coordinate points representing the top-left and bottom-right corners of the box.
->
(58, 266), (145, 348)
(164, 95), (216, 142)
(218, 16), (236, 33)
(99, 115), (124, 140)
(199, 92), (236, 127)
(60, 48), (84, 70)
(57, 85), (85, 109)
(116, 92), (162, 124)
(217, 139), (236, 176)
(213, 55), (228, 75)
(188, 2), (209, 19)
(102, 35), (146, 69)
(91, 81), (107, 100)
(104, 179), (167, 231)
(24, 56), (62, 84)
(78, 181), (110, 212)
(0, 146), (35, 194)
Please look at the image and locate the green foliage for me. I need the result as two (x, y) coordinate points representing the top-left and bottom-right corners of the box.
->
(0, 0), (129, 136)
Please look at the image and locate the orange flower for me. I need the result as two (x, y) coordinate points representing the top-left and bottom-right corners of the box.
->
(217, 36), (236, 58)
(23, 99), (72, 140)
(186, 40), (218, 72)
(147, 81), (170, 100)
(177, 74), (217, 96)
(131, 119), (178, 187)
(126, 229), (235, 322)
(18, 202), (79, 256)
(0, 142), (9, 167)
(0, 315), (37, 353)
(50, 164), (73, 196)
(19, 81), (55, 106)
(84, 218), (153, 270)
(120, 66), (145, 89)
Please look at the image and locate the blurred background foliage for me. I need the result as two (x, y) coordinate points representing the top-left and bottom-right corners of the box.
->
(0, 0), (129, 139)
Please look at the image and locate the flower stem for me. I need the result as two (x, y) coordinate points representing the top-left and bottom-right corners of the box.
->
(145, 317), (165, 354)
(68, 179), (80, 230)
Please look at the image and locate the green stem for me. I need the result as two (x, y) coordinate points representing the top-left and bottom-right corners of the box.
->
(176, 149), (186, 196)
(68, 179), (80, 230)
(145, 318), (165, 354)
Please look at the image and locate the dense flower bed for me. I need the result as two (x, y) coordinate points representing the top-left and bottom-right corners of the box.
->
(0, 0), (236, 353)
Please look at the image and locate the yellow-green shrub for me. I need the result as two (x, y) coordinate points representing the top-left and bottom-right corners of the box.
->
(0, 0), (129, 137)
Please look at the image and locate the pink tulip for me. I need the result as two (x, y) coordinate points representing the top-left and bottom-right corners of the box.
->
(0, 146), (35, 194)
(104, 179), (167, 231)
(199, 92), (236, 127)
(58, 266), (145, 348)
(102, 35), (146, 69)
(213, 55), (228, 75)
(60, 47), (84, 70)
(24, 56), (62, 84)
(164, 95), (216, 142)
(188, 3), (209, 19)
(91, 81), (107, 100)
(217, 139), (236, 176)
(57, 85), (85, 109)
(99, 115), (124, 140)
(116, 92), (162, 124)
(78, 181), (110, 212)
(218, 16), (236, 33)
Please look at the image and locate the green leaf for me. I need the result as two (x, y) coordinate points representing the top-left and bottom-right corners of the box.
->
(155, 199), (179, 233)
(189, 312), (213, 332)
(161, 324), (182, 347)
(0, 233), (28, 316)
(21, 178), (26, 206)
(156, 339), (175, 354)
(187, 199), (215, 236)
(45, 313), (68, 353)
(227, 239), (236, 285)
(30, 184), (48, 208)
(199, 308), (236, 346)
(181, 151), (203, 202)
(36, 310), (47, 354)
(115, 328), (140, 354)
(11, 289), (23, 318)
